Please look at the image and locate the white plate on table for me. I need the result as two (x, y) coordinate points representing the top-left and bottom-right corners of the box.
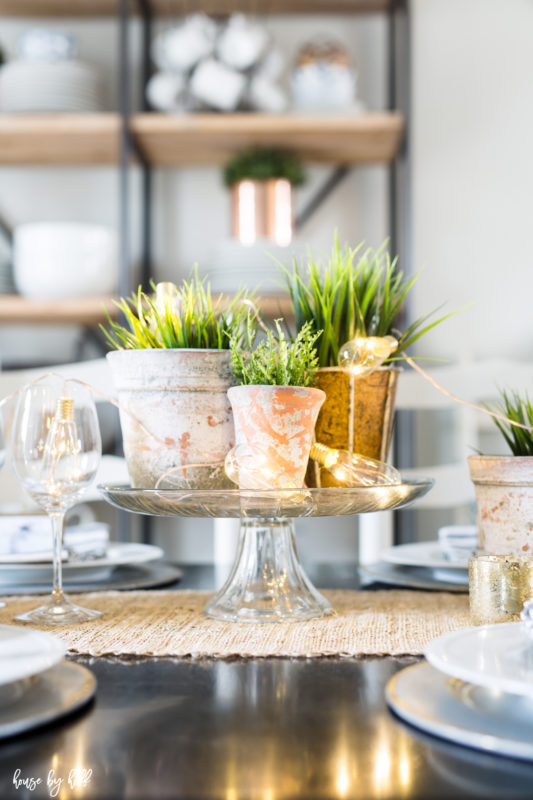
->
(382, 541), (471, 571)
(426, 622), (533, 698)
(0, 625), (65, 688)
(387, 661), (533, 761)
(360, 561), (468, 592)
(0, 661), (96, 739)
(0, 543), (164, 585)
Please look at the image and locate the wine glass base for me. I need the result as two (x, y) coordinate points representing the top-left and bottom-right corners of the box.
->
(14, 596), (101, 626)
(204, 518), (334, 623)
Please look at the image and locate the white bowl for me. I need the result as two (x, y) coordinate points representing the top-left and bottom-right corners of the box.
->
(13, 222), (118, 299)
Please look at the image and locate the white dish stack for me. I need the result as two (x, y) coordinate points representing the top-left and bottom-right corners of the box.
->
(387, 618), (533, 761)
(0, 29), (104, 113)
(0, 625), (97, 738)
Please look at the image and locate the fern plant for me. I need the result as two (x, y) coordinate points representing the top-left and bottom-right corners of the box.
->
(231, 319), (320, 387)
(279, 234), (459, 368)
(490, 388), (533, 457)
(223, 147), (306, 188)
(101, 270), (256, 351)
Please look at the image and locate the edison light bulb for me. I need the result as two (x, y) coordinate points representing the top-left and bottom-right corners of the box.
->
(310, 442), (400, 486)
(41, 397), (81, 498)
(154, 281), (179, 313)
(225, 444), (299, 490)
(338, 335), (398, 378)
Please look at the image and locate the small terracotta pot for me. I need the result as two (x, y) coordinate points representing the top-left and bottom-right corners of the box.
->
(306, 367), (399, 487)
(228, 385), (325, 488)
(468, 455), (533, 555)
(107, 349), (235, 489)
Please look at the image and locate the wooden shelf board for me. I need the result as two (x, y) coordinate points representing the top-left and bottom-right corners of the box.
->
(254, 294), (293, 320)
(132, 112), (405, 166)
(0, 0), (394, 17)
(0, 111), (404, 166)
(0, 295), (119, 325)
(0, 114), (120, 165)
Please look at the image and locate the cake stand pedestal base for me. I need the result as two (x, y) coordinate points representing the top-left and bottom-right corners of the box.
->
(204, 518), (333, 623)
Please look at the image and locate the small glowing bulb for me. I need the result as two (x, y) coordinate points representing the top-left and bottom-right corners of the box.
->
(338, 335), (398, 378)
(310, 442), (400, 486)
(225, 444), (300, 490)
(154, 281), (180, 315)
(41, 396), (81, 498)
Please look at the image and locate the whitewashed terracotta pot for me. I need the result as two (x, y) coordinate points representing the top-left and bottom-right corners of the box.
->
(228, 385), (325, 488)
(468, 455), (533, 555)
(107, 349), (235, 489)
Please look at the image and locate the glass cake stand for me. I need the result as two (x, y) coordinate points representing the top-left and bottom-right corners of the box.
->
(99, 480), (433, 623)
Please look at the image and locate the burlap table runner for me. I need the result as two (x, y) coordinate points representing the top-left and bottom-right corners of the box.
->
(0, 589), (472, 658)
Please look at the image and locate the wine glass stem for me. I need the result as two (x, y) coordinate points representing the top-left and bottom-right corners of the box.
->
(50, 511), (65, 602)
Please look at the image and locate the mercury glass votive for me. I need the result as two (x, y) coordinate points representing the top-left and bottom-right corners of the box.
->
(469, 554), (533, 625)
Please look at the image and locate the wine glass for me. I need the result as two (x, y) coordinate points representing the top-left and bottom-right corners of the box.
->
(10, 377), (102, 624)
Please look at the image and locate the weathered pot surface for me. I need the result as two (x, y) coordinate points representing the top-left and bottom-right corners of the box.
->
(307, 366), (399, 487)
(107, 349), (235, 489)
(228, 385), (325, 488)
(468, 455), (533, 555)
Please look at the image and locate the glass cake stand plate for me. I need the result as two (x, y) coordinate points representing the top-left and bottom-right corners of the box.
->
(99, 480), (433, 623)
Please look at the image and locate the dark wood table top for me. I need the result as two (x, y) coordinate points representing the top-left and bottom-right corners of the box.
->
(1, 564), (531, 800)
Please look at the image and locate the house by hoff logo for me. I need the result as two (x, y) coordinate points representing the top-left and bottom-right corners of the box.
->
(13, 767), (93, 797)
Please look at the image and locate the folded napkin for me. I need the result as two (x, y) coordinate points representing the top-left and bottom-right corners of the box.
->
(438, 524), (478, 563)
(0, 517), (109, 561)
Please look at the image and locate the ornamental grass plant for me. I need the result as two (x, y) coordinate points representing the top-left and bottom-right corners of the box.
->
(280, 234), (458, 368)
(102, 270), (256, 351)
(490, 388), (533, 457)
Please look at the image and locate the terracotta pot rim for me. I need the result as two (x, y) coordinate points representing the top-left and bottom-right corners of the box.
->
(228, 384), (325, 397)
(107, 348), (231, 357)
(468, 454), (533, 463)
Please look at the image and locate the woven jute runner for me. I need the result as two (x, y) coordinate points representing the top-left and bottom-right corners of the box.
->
(0, 590), (472, 658)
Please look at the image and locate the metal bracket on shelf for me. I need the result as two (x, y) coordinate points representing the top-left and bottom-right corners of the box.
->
(294, 166), (351, 232)
(0, 212), (13, 248)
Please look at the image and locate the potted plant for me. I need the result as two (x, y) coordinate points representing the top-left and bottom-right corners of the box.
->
(469, 388), (533, 555)
(203, 319), (330, 622)
(103, 272), (255, 489)
(281, 235), (455, 487)
(228, 319), (324, 488)
(223, 147), (305, 246)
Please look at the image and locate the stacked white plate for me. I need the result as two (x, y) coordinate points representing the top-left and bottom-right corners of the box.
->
(0, 60), (104, 113)
(0, 625), (96, 738)
(361, 527), (476, 591)
(387, 622), (533, 760)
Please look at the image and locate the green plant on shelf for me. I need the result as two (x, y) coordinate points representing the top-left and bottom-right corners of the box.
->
(231, 319), (320, 387)
(279, 233), (459, 368)
(101, 269), (257, 351)
(223, 147), (306, 188)
(489, 388), (533, 457)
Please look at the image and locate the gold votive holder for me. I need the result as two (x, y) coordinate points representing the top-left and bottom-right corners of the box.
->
(469, 554), (533, 625)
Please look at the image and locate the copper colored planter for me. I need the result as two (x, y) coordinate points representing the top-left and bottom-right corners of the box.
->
(231, 179), (293, 246)
(306, 367), (399, 488)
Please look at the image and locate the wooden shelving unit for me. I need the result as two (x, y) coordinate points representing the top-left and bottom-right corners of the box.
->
(0, 0), (394, 17)
(132, 112), (404, 166)
(0, 295), (119, 325)
(0, 112), (404, 166)
(0, 114), (119, 165)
